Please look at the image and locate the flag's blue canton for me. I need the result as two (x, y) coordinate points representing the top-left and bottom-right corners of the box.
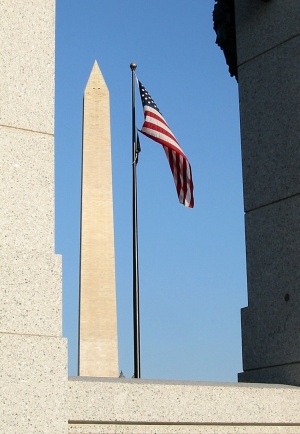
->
(139, 82), (161, 113)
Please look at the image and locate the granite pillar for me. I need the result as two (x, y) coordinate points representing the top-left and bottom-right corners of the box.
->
(236, 0), (300, 385)
(0, 1), (68, 432)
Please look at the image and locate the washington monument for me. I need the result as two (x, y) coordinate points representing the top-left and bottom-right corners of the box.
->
(78, 61), (118, 377)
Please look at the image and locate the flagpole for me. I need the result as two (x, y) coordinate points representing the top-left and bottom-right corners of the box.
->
(130, 62), (141, 379)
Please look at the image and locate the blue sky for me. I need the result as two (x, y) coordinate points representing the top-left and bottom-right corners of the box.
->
(55, 1), (247, 381)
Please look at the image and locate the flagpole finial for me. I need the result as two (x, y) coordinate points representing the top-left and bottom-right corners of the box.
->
(130, 62), (137, 71)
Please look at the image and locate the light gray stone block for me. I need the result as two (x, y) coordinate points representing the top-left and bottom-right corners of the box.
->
(1, 1), (68, 432)
(241, 196), (300, 373)
(0, 251), (62, 335)
(0, 0), (55, 134)
(1, 333), (68, 434)
(68, 377), (300, 427)
(0, 127), (55, 253)
(238, 35), (300, 212)
(235, 0), (300, 65)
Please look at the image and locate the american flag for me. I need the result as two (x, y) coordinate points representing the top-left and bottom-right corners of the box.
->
(138, 80), (194, 208)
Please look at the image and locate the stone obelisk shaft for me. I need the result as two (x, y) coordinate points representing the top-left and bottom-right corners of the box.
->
(79, 61), (118, 377)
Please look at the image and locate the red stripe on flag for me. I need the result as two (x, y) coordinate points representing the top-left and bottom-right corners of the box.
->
(138, 80), (194, 208)
(141, 129), (185, 158)
(163, 147), (193, 208)
(143, 109), (170, 129)
(142, 121), (179, 147)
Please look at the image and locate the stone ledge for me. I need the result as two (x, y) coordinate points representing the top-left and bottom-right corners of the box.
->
(68, 377), (300, 427)
(68, 423), (300, 434)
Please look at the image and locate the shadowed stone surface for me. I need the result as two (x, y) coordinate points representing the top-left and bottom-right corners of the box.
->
(238, 36), (300, 212)
(235, 0), (300, 65)
(237, 0), (300, 385)
(239, 363), (300, 387)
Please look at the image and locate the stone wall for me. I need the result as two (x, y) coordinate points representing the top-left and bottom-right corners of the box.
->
(67, 377), (300, 433)
(236, 0), (300, 385)
(0, 1), (68, 432)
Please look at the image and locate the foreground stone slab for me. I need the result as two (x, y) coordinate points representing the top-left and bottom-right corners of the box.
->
(68, 377), (300, 433)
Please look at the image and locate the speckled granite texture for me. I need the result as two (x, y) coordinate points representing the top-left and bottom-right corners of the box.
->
(0, 127), (62, 336)
(235, 0), (300, 65)
(241, 196), (300, 372)
(238, 36), (300, 212)
(0, 250), (62, 335)
(0, 0), (68, 432)
(68, 426), (300, 434)
(237, 0), (300, 384)
(1, 334), (68, 433)
(0, 127), (55, 252)
(0, 0), (55, 133)
(67, 378), (300, 433)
